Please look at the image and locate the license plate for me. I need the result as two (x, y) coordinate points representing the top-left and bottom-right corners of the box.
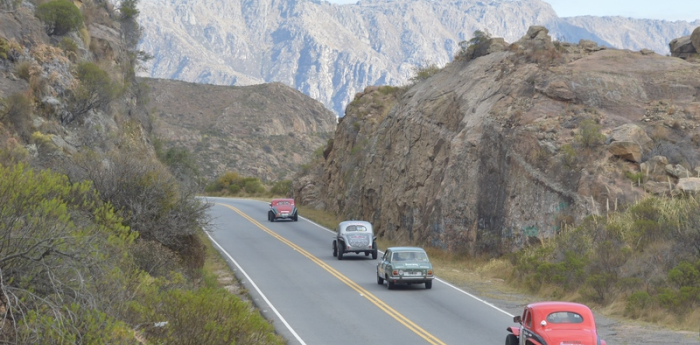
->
(405, 272), (422, 276)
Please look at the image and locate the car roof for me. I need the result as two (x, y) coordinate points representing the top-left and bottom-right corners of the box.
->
(271, 198), (294, 202)
(527, 301), (593, 314)
(387, 246), (426, 252)
(339, 220), (372, 227)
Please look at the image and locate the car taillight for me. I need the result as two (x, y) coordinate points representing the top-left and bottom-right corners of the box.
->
(392, 270), (398, 276)
(369, 244), (372, 248)
(347, 245), (351, 249)
(427, 270), (433, 276)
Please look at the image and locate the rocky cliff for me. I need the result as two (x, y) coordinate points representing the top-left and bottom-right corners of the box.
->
(144, 78), (337, 181)
(295, 27), (700, 255)
(137, 0), (699, 116)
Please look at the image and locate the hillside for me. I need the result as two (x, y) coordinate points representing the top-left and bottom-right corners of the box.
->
(295, 26), (700, 254)
(136, 0), (699, 115)
(143, 78), (337, 181)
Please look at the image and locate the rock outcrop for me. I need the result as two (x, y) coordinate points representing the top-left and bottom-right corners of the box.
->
(670, 35), (698, 59)
(295, 26), (700, 254)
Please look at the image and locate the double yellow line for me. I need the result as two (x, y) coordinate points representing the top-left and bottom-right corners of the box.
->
(218, 203), (447, 345)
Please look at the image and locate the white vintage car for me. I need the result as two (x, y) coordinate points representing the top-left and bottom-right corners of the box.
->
(333, 220), (377, 260)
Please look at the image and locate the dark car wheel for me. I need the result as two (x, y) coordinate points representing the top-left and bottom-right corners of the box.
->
(337, 246), (344, 260)
(372, 247), (378, 260)
(387, 278), (395, 290)
(505, 334), (518, 345)
(425, 280), (432, 289)
(377, 273), (384, 285)
(332, 242), (337, 257)
(293, 214), (298, 221)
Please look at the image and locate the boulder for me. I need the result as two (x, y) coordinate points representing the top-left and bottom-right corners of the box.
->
(665, 164), (691, 178)
(608, 141), (642, 162)
(644, 181), (673, 196)
(487, 37), (508, 54)
(640, 156), (668, 181)
(544, 80), (575, 101)
(516, 26), (554, 51)
(677, 178), (700, 193)
(692, 27), (700, 53)
(640, 49), (655, 56)
(610, 124), (652, 149)
(670, 35), (697, 59)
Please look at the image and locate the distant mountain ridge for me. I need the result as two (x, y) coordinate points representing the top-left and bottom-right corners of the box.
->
(137, 0), (700, 115)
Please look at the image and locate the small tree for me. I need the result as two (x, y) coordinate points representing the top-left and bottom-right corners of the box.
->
(68, 62), (118, 121)
(455, 30), (492, 61)
(575, 119), (605, 148)
(410, 61), (441, 83)
(35, 0), (84, 36)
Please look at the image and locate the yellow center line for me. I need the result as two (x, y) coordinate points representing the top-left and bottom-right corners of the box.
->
(216, 203), (447, 345)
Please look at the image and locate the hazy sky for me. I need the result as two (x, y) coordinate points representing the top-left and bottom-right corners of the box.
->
(325, 0), (700, 22)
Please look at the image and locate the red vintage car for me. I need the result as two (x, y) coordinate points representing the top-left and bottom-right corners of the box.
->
(506, 301), (606, 345)
(268, 198), (298, 222)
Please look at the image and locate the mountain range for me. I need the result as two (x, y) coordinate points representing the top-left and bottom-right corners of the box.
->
(136, 0), (700, 116)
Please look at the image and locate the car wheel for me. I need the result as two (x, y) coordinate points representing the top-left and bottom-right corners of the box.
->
(372, 247), (378, 260)
(387, 278), (395, 290)
(332, 241), (337, 257)
(377, 272), (384, 285)
(293, 214), (298, 221)
(505, 334), (518, 345)
(337, 246), (344, 260)
(425, 280), (432, 289)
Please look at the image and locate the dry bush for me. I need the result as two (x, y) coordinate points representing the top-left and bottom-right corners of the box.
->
(1, 92), (34, 140)
(14, 61), (32, 81)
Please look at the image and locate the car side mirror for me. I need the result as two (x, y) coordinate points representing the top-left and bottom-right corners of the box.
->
(513, 316), (522, 323)
(269, 203), (272, 207)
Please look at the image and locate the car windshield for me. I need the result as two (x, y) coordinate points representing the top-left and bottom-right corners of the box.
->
(392, 251), (428, 262)
(546, 312), (584, 324)
(345, 225), (368, 232)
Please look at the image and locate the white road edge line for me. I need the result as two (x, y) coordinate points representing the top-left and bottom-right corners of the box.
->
(204, 229), (307, 345)
(206, 197), (515, 317)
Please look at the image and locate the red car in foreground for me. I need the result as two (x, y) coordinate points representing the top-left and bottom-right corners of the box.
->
(268, 198), (298, 222)
(506, 301), (606, 345)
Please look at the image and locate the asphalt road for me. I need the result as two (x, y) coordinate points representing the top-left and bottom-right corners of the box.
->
(204, 197), (518, 345)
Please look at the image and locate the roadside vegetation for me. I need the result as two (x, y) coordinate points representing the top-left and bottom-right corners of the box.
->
(204, 171), (293, 198)
(0, 0), (286, 343)
(296, 196), (700, 331)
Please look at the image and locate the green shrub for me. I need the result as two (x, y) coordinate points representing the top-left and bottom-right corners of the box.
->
(667, 261), (700, 289)
(15, 61), (32, 81)
(410, 62), (441, 83)
(119, 0), (140, 20)
(455, 30), (491, 61)
(270, 180), (292, 196)
(0, 37), (8, 60)
(59, 37), (79, 56)
(575, 119), (605, 148)
(69, 62), (118, 121)
(1, 92), (33, 140)
(625, 291), (651, 318)
(227, 183), (241, 194)
(243, 178), (265, 194)
(35, 0), (84, 36)
(625, 171), (644, 184)
(133, 287), (284, 345)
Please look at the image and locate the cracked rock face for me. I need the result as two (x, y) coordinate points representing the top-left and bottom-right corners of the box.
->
(295, 33), (700, 254)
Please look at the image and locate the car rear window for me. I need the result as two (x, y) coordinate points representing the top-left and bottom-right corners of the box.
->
(346, 225), (368, 232)
(277, 201), (291, 205)
(392, 251), (428, 261)
(546, 312), (584, 324)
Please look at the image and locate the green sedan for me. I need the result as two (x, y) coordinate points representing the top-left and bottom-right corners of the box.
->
(376, 247), (434, 289)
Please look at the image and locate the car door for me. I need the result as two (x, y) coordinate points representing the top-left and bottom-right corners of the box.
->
(521, 308), (532, 345)
(378, 250), (390, 276)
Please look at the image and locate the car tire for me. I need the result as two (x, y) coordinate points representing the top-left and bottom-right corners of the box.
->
(372, 247), (378, 260)
(332, 241), (337, 257)
(505, 334), (518, 345)
(425, 280), (432, 289)
(293, 214), (298, 221)
(377, 273), (384, 285)
(337, 246), (344, 260)
(387, 278), (395, 290)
